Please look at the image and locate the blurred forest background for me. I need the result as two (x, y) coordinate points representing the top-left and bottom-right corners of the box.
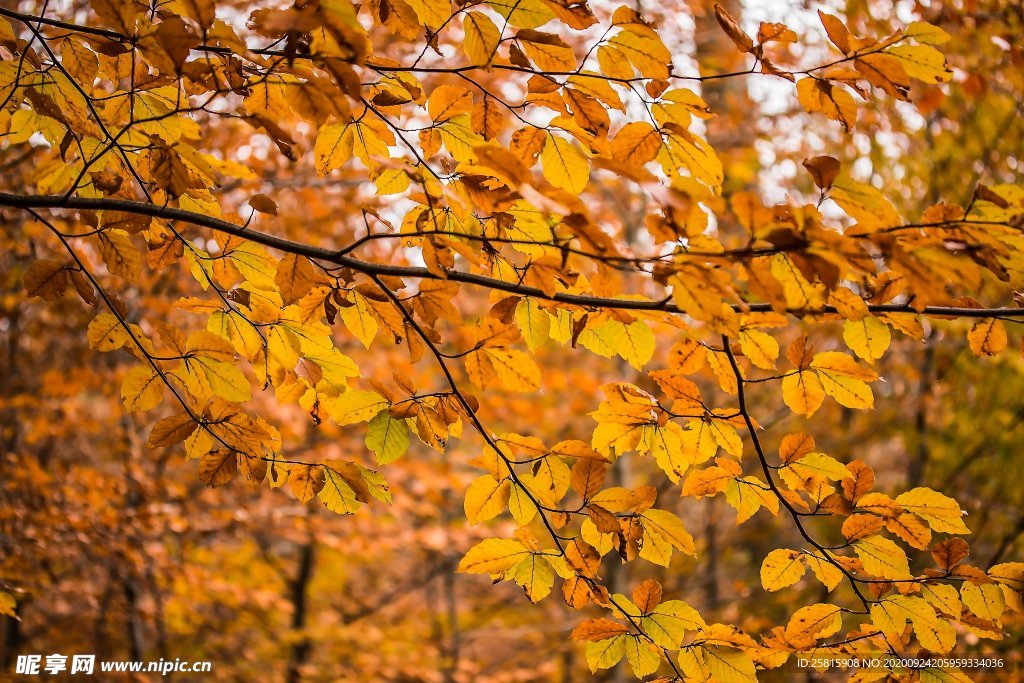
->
(1, 0), (1022, 680)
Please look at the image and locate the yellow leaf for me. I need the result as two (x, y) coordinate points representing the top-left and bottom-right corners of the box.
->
(888, 44), (951, 83)
(726, 476), (777, 524)
(121, 365), (164, 412)
(828, 286), (869, 320)
(192, 357), (251, 403)
(578, 319), (626, 358)
(706, 349), (739, 395)
(314, 122), (354, 173)
(905, 21), (951, 45)
(615, 321), (655, 370)
(374, 168), (410, 195)
(486, 0), (554, 29)
(404, 0), (451, 29)
(796, 78), (857, 131)
(895, 487), (970, 534)
(0, 591), (16, 618)
(640, 508), (696, 564)
(541, 133), (589, 194)
(465, 474), (511, 524)
(512, 553), (555, 602)
(810, 351), (878, 381)
(624, 637), (660, 678)
(515, 298), (550, 352)
(365, 410), (410, 465)
(609, 27), (670, 79)
(98, 229), (141, 280)
(508, 481), (538, 526)
(319, 466), (359, 514)
(328, 390), (390, 425)
(340, 291), (379, 349)
(427, 84), (473, 123)
(438, 114), (483, 162)
(872, 595), (955, 653)
(781, 371), (825, 416)
(804, 553), (843, 591)
(770, 253), (825, 309)
(921, 583), (961, 617)
(761, 549), (805, 591)
(485, 348), (542, 392)
(585, 635), (627, 672)
(597, 45), (634, 80)
(659, 127), (723, 191)
(314, 120), (391, 173)
(704, 647), (757, 683)
(830, 176), (903, 231)
(785, 603), (842, 643)
(568, 73), (626, 112)
(854, 535), (912, 580)
(739, 329), (779, 370)
(788, 452), (853, 481)
(209, 310), (263, 361)
(640, 600), (704, 648)
(961, 582), (1004, 622)
(88, 313), (128, 351)
(266, 325), (300, 370)
(843, 315), (891, 362)
(458, 538), (531, 574)
(811, 352), (875, 409)
(611, 121), (662, 168)
(462, 11), (500, 66)
(289, 464), (325, 503)
(967, 318), (1007, 357)
(870, 596), (911, 641)
(518, 30), (576, 71)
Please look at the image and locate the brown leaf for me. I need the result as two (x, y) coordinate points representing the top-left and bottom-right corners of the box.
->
(198, 450), (238, 487)
(632, 579), (662, 613)
(570, 617), (630, 641)
(931, 538), (969, 571)
(802, 156), (841, 190)
(587, 504), (620, 534)
(275, 254), (316, 305)
(24, 260), (69, 301)
(249, 193), (278, 215)
(714, 4), (754, 53)
(571, 459), (607, 500)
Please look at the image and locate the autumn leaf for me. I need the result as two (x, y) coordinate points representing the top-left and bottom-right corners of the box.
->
(785, 603), (842, 644)
(3, 0), (1023, 674)
(572, 617), (630, 642)
(463, 12), (500, 66)
(854, 535), (912, 580)
(895, 488), (970, 534)
(328, 390), (390, 426)
(761, 549), (806, 591)
(541, 133), (589, 194)
(464, 474), (511, 524)
(968, 318), (1007, 357)
(458, 538), (531, 574)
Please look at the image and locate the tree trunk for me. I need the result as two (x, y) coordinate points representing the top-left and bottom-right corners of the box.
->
(286, 540), (316, 683)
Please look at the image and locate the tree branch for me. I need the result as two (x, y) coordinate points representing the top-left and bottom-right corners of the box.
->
(3, 192), (1023, 320)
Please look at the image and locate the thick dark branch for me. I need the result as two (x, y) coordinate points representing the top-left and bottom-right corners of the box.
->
(3, 192), (1024, 320)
